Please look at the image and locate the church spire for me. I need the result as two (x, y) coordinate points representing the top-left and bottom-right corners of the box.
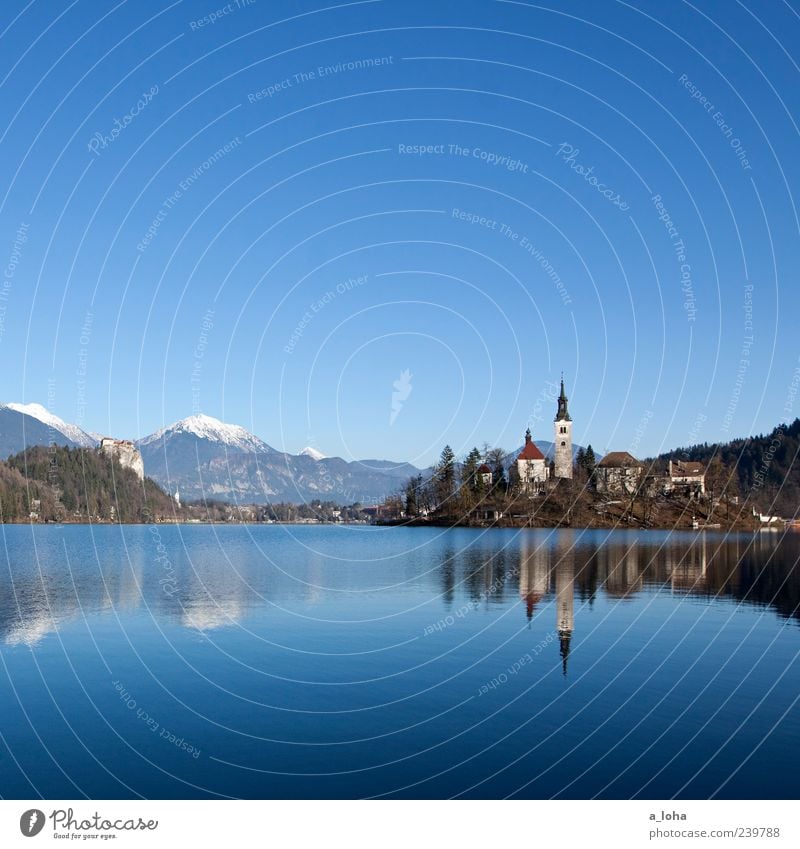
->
(559, 631), (571, 676)
(555, 374), (571, 422)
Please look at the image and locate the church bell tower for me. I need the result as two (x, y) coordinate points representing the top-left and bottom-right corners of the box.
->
(553, 375), (573, 479)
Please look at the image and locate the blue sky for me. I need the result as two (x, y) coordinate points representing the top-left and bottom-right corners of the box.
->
(1, 0), (798, 467)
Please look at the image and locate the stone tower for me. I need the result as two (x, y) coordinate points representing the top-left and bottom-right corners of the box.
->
(553, 375), (573, 479)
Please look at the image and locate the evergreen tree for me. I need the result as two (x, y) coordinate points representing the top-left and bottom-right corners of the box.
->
(434, 445), (456, 510)
(404, 473), (426, 517)
(461, 447), (482, 495)
(655, 418), (799, 516)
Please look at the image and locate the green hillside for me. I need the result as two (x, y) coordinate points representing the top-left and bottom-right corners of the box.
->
(2, 445), (179, 522)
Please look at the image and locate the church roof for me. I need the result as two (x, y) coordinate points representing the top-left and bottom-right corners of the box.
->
(518, 438), (545, 461)
(518, 442), (545, 460)
(477, 463), (492, 474)
(555, 376), (572, 422)
(524, 593), (543, 620)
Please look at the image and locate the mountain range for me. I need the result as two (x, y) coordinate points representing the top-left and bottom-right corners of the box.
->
(136, 413), (423, 504)
(0, 403), (595, 505)
(0, 405), (422, 505)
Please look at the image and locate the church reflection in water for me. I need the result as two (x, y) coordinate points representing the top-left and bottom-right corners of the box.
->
(519, 532), (575, 674)
(1, 529), (798, 673)
(515, 529), (800, 675)
(555, 543), (574, 676)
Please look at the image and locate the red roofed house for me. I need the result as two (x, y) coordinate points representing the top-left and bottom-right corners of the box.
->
(477, 463), (493, 488)
(517, 428), (549, 493)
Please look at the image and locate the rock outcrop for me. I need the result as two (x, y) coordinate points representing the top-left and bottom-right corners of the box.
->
(99, 437), (145, 481)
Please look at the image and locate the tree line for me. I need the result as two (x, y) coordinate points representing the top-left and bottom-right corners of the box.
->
(398, 418), (799, 523)
(399, 441), (598, 521)
(654, 418), (800, 517)
(2, 444), (179, 522)
(0, 445), (387, 524)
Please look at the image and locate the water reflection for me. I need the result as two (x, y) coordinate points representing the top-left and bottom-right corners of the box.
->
(1, 528), (798, 651)
(555, 537), (575, 676)
(602, 542), (643, 597)
(518, 534), (549, 620)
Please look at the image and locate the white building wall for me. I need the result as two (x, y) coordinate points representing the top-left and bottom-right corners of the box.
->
(554, 420), (573, 479)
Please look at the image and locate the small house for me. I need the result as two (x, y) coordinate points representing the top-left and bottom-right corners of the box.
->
(595, 451), (643, 495)
(667, 460), (705, 495)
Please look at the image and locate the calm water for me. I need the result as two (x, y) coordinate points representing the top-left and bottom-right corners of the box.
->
(0, 524), (798, 799)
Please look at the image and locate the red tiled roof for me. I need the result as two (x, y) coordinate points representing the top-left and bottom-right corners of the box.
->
(477, 464), (492, 474)
(518, 441), (545, 461)
(524, 593), (542, 619)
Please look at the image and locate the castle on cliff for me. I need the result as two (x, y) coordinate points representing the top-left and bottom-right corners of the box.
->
(99, 437), (145, 481)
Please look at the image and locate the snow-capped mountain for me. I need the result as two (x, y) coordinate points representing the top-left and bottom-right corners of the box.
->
(0, 406), (78, 458)
(136, 414), (422, 504)
(136, 414), (275, 499)
(138, 413), (271, 453)
(0, 403), (423, 505)
(3, 402), (97, 448)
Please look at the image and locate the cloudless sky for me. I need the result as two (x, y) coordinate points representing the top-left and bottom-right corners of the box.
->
(1, 0), (798, 467)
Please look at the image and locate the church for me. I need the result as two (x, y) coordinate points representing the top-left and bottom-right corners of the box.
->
(516, 428), (549, 492)
(515, 377), (573, 493)
(553, 376), (573, 479)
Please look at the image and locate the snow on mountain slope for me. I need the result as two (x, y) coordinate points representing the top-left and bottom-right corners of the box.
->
(135, 417), (424, 504)
(3, 402), (97, 447)
(137, 413), (272, 453)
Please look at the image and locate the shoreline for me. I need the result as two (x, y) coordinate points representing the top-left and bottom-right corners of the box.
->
(375, 515), (762, 533)
(2, 519), (774, 534)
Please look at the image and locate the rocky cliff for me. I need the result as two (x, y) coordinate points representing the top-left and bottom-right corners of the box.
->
(99, 438), (145, 481)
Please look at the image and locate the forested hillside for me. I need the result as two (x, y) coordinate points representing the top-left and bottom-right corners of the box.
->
(2, 445), (179, 522)
(656, 419), (799, 517)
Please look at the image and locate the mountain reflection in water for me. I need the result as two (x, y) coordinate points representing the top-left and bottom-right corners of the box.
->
(2, 527), (798, 648)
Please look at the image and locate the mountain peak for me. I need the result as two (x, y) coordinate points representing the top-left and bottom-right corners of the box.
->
(300, 446), (326, 461)
(139, 413), (271, 453)
(3, 401), (97, 447)
(6, 401), (51, 420)
(180, 413), (230, 432)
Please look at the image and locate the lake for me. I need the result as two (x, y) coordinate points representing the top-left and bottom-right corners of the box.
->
(1, 524), (798, 799)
